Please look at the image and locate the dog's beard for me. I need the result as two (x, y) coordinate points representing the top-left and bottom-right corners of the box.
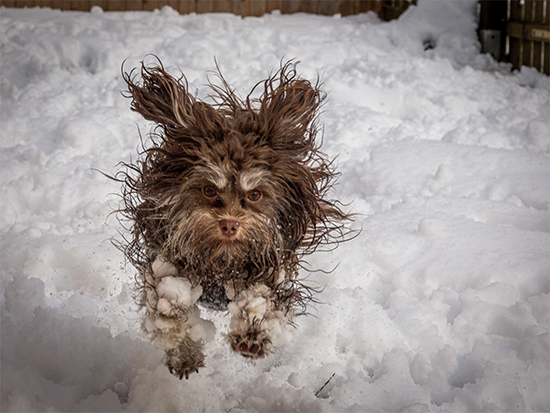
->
(163, 208), (287, 285)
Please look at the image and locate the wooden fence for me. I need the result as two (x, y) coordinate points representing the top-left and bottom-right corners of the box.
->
(0, 0), (415, 19)
(507, 0), (550, 75)
(3, 0), (548, 74)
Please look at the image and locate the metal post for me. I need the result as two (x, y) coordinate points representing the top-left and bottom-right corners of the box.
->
(478, 0), (507, 60)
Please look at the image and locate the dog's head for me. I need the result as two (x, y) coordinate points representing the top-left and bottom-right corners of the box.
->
(119, 59), (350, 286)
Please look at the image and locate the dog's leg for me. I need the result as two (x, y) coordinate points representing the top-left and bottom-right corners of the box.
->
(226, 282), (294, 359)
(141, 257), (214, 379)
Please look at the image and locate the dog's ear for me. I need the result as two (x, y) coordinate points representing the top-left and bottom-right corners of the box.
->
(257, 65), (324, 150)
(123, 61), (223, 137)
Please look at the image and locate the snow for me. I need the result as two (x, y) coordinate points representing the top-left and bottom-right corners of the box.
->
(1, 0), (549, 411)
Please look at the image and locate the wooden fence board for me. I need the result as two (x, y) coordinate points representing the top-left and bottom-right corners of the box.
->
(194, 0), (209, 14)
(359, 0), (377, 15)
(141, 0), (158, 11)
(533, 37), (543, 70)
(525, 0), (534, 21)
(231, 0), (245, 15)
(107, 0), (127, 11)
(124, 0), (140, 10)
(212, 0), (233, 13)
(175, 0), (196, 14)
(536, 0), (542, 21)
(51, 0), (66, 9)
(281, 0), (300, 14)
(71, 1), (89, 10)
(90, 0), (110, 10)
(299, 1), (318, 15)
(265, 0), (280, 13)
(165, 0), (181, 10)
(338, 0), (355, 16)
(316, 0), (337, 15)
(250, 0), (268, 16)
(509, 37), (521, 71)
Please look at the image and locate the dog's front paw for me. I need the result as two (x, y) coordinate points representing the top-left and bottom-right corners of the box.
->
(163, 336), (205, 380)
(228, 330), (272, 359)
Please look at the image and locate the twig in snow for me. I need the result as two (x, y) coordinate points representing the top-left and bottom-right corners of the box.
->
(315, 373), (336, 397)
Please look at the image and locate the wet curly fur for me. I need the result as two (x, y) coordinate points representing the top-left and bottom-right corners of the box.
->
(115, 58), (352, 379)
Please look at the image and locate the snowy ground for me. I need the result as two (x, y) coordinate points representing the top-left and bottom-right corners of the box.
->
(1, 1), (549, 412)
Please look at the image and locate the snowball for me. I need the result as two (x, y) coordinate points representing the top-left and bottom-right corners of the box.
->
(156, 276), (202, 308)
(151, 257), (178, 278)
(153, 316), (178, 332)
(227, 301), (241, 316)
(434, 164), (451, 181)
(244, 296), (267, 319)
(188, 318), (216, 343)
(156, 298), (173, 315)
(504, 194), (523, 207)
(418, 218), (446, 237)
(527, 120), (550, 152)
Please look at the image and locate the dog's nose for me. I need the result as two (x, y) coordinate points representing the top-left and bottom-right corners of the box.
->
(219, 219), (240, 237)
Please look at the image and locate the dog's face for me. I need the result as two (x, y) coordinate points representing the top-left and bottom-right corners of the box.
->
(164, 146), (285, 279)
(120, 60), (349, 289)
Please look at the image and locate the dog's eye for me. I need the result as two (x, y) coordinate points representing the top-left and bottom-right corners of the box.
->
(203, 185), (217, 198)
(247, 190), (262, 202)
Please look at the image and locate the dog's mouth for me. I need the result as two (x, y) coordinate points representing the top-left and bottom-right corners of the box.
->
(219, 237), (240, 247)
(167, 214), (282, 274)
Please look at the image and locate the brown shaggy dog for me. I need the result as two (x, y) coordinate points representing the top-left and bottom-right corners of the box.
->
(116, 58), (352, 379)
